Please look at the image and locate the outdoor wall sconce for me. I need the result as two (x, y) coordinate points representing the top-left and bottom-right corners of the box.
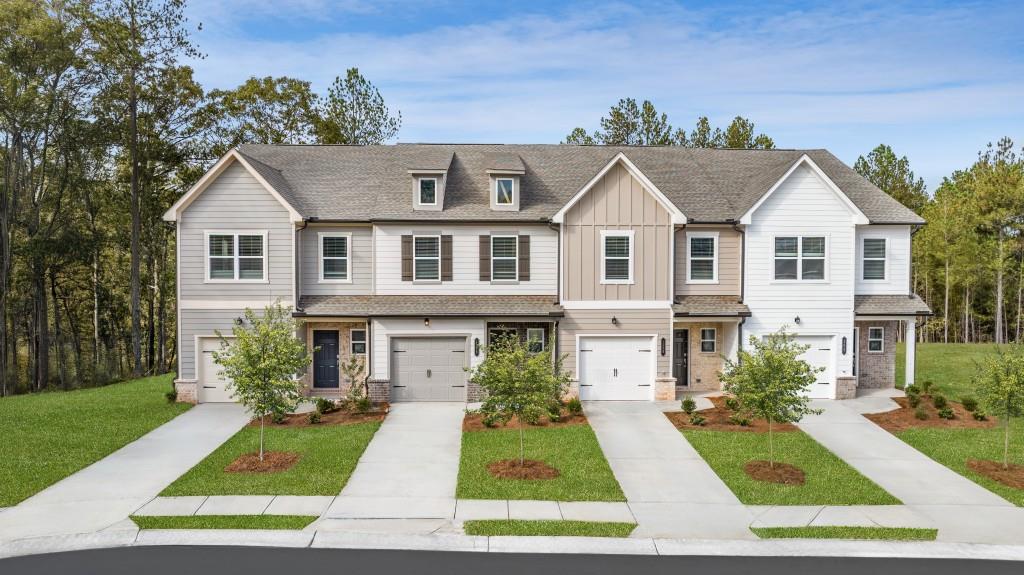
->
(611, 316), (619, 326)
(794, 316), (801, 325)
(842, 336), (848, 355)
(234, 317), (244, 326)
(424, 317), (430, 327)
(474, 337), (480, 357)
(660, 337), (667, 356)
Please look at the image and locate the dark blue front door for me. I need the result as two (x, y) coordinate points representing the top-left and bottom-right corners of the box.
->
(313, 330), (340, 388)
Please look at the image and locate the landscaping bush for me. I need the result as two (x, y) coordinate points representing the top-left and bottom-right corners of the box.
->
(271, 409), (287, 425)
(547, 403), (562, 423)
(960, 396), (978, 412)
(681, 397), (697, 415)
(905, 384), (921, 396)
(973, 411), (988, 422)
(315, 397), (338, 414)
(567, 397), (583, 416)
(932, 394), (948, 409)
(689, 413), (707, 426)
(724, 397), (741, 412)
(937, 407), (955, 420)
(921, 380), (934, 395)
(308, 411), (322, 424)
(728, 413), (751, 427)
(907, 393), (921, 408)
(914, 407), (929, 420)
(164, 389), (178, 403)
(340, 356), (371, 413)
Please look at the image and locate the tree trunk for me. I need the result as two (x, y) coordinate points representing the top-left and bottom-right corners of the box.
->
(260, 414), (265, 461)
(32, 262), (49, 390)
(996, 232), (1004, 344)
(519, 415), (525, 466)
(944, 258), (950, 343)
(93, 252), (101, 383)
(51, 273), (67, 390)
(768, 416), (774, 468)
(1017, 256), (1023, 342)
(964, 286), (970, 343)
(146, 256), (155, 374)
(1004, 415), (1011, 471)
(129, 75), (143, 377)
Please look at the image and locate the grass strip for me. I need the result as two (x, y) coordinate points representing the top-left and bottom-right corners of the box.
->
(463, 519), (636, 537)
(131, 515), (317, 530)
(751, 526), (938, 541)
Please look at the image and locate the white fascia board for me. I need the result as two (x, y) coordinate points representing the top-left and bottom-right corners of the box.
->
(162, 149), (303, 223)
(551, 152), (686, 224)
(739, 154), (869, 225)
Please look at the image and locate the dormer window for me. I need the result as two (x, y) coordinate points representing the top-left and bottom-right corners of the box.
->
(495, 178), (514, 205)
(418, 178), (437, 206)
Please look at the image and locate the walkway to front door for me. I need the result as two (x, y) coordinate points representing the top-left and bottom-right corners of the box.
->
(584, 401), (756, 539)
(323, 402), (464, 520)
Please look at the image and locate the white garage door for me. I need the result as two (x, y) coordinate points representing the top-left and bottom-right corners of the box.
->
(794, 335), (835, 399)
(578, 336), (654, 400)
(199, 337), (235, 403)
(391, 337), (468, 402)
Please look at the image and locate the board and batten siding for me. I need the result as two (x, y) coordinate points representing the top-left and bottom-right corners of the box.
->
(374, 224), (556, 295)
(674, 225), (741, 296)
(562, 162), (673, 301)
(299, 225), (373, 295)
(742, 163), (857, 378)
(558, 308), (672, 379)
(177, 162), (293, 303)
(855, 225), (911, 295)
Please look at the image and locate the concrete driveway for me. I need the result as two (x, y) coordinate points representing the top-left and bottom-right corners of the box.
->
(0, 403), (250, 543)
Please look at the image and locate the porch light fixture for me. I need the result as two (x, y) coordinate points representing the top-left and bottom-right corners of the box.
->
(660, 337), (666, 356)
(611, 316), (619, 326)
(474, 337), (480, 357)
(424, 317), (430, 327)
(234, 316), (244, 326)
(842, 336), (848, 355)
(793, 316), (801, 325)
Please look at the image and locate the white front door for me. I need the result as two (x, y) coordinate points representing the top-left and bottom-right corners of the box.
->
(793, 335), (835, 399)
(199, 337), (235, 403)
(578, 336), (654, 400)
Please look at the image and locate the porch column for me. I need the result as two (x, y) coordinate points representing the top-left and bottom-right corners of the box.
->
(905, 318), (916, 388)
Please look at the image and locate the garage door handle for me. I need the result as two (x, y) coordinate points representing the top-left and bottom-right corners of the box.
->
(427, 369), (432, 378)
(639, 349), (651, 352)
(202, 385), (216, 389)
(451, 385), (465, 388)
(613, 368), (618, 377)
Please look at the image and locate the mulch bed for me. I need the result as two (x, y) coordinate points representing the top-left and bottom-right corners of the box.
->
(248, 406), (388, 428)
(463, 410), (587, 432)
(486, 459), (561, 480)
(864, 397), (996, 432)
(665, 396), (798, 433)
(224, 451), (301, 473)
(967, 459), (1024, 490)
(744, 460), (806, 485)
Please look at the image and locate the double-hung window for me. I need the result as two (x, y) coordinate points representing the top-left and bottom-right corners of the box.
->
(495, 178), (514, 205)
(700, 328), (716, 353)
(687, 232), (718, 283)
(491, 235), (518, 281)
(320, 233), (350, 282)
(418, 178), (437, 205)
(863, 238), (887, 280)
(868, 327), (884, 352)
(350, 329), (366, 355)
(413, 236), (440, 281)
(527, 328), (546, 353)
(774, 236), (826, 281)
(206, 232), (266, 281)
(601, 231), (633, 283)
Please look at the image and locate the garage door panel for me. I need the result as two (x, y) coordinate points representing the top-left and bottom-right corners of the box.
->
(793, 335), (835, 399)
(578, 336), (653, 401)
(391, 337), (467, 402)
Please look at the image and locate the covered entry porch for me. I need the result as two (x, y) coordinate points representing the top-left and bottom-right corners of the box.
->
(671, 296), (750, 397)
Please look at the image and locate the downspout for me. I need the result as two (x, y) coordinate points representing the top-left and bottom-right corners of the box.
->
(294, 219), (309, 313)
(733, 222), (746, 356)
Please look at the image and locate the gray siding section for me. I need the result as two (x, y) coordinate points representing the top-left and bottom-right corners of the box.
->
(178, 309), (245, 380)
(178, 162), (293, 301)
(299, 225), (373, 295)
(558, 308), (672, 379)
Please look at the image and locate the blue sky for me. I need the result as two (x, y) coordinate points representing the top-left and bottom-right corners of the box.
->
(183, 0), (1024, 190)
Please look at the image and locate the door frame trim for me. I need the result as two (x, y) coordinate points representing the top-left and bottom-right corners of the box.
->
(312, 329), (341, 389)
(575, 333), (657, 401)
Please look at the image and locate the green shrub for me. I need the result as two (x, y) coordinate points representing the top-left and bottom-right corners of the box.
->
(914, 407), (929, 420)
(932, 394), (948, 409)
(307, 410), (322, 424)
(547, 403), (562, 423)
(689, 413), (707, 426)
(567, 397), (583, 416)
(164, 389), (178, 403)
(920, 380), (934, 395)
(907, 393), (921, 408)
(960, 396), (978, 412)
(904, 384), (920, 396)
(271, 409), (287, 425)
(973, 411), (988, 422)
(681, 397), (697, 415)
(728, 413), (750, 427)
(314, 397), (338, 414)
(724, 397), (741, 412)
(482, 413), (500, 428)
(937, 407), (955, 420)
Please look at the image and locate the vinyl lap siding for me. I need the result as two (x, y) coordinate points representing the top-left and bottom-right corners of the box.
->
(299, 226), (373, 295)
(855, 225), (911, 295)
(178, 309), (246, 380)
(675, 225), (741, 296)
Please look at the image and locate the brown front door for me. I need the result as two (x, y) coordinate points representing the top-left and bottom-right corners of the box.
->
(673, 329), (689, 386)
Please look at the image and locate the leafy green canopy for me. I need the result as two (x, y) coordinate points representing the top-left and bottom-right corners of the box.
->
(977, 345), (1024, 469)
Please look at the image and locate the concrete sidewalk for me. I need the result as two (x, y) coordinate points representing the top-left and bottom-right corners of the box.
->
(584, 401), (757, 540)
(323, 402), (465, 520)
(0, 404), (250, 542)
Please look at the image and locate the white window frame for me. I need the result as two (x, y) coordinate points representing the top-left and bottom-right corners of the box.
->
(700, 327), (717, 353)
(318, 231), (352, 283)
(771, 234), (829, 283)
(861, 237), (888, 282)
(350, 328), (367, 355)
(686, 231), (719, 284)
(418, 177), (438, 206)
(600, 230), (635, 284)
(527, 327), (546, 353)
(490, 235), (519, 282)
(413, 234), (441, 281)
(204, 230), (269, 283)
(868, 327), (884, 353)
(495, 177), (515, 205)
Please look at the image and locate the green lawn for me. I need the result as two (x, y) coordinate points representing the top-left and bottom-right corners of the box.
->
(161, 421), (380, 496)
(0, 373), (190, 507)
(683, 429), (899, 505)
(132, 515), (317, 530)
(457, 425), (625, 501)
(896, 342), (998, 398)
(896, 425), (1024, 506)
(463, 520), (636, 537)
(751, 526), (937, 541)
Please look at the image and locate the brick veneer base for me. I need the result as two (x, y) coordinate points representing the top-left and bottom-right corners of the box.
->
(655, 377), (677, 401)
(856, 320), (898, 390)
(836, 376), (857, 400)
(366, 378), (390, 403)
(174, 380), (198, 404)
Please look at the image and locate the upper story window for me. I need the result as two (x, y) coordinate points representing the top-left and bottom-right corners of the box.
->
(206, 231), (266, 282)
(601, 230), (634, 284)
(495, 178), (515, 205)
(863, 238), (887, 281)
(774, 236), (826, 281)
(868, 327), (884, 352)
(414, 235), (440, 281)
(350, 329), (366, 355)
(491, 235), (518, 281)
(687, 232), (718, 283)
(418, 178), (437, 205)
(700, 328), (717, 353)
(319, 232), (351, 282)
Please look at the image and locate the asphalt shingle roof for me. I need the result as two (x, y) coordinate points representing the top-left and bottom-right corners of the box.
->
(673, 296), (751, 317)
(235, 144), (924, 224)
(297, 295), (563, 317)
(854, 294), (932, 316)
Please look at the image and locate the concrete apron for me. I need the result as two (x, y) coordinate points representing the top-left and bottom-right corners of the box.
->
(0, 404), (251, 543)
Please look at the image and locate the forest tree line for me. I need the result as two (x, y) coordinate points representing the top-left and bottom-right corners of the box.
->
(2, 1), (1020, 396)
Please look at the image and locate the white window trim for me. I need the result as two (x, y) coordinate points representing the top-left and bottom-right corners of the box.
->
(868, 327), (884, 353)
(700, 327), (717, 353)
(490, 234), (519, 282)
(527, 327), (546, 352)
(770, 234), (830, 283)
(350, 328), (367, 355)
(686, 231), (719, 284)
(203, 230), (269, 283)
(413, 234), (441, 281)
(861, 236), (888, 282)
(495, 177), (515, 205)
(318, 231), (352, 284)
(418, 177), (438, 206)
(600, 230), (635, 285)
